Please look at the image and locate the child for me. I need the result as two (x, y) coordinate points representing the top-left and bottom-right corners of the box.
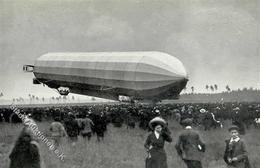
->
(223, 125), (251, 168)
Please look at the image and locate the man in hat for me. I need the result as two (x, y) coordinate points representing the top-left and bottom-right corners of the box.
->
(175, 118), (205, 168)
(223, 125), (251, 168)
(232, 108), (246, 135)
(80, 114), (94, 141)
(64, 112), (79, 146)
(200, 108), (214, 131)
(151, 108), (162, 119)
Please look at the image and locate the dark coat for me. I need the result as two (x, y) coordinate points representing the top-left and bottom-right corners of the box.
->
(175, 128), (205, 161)
(92, 115), (107, 136)
(144, 131), (172, 168)
(223, 138), (251, 168)
(9, 128), (41, 168)
(64, 118), (79, 137)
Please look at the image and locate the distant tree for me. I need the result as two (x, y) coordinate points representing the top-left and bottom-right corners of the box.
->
(205, 85), (209, 92)
(191, 86), (194, 93)
(226, 85), (231, 92)
(214, 84), (218, 91)
(0, 92), (3, 97)
(42, 97), (45, 102)
(72, 96), (75, 100)
(210, 85), (214, 92)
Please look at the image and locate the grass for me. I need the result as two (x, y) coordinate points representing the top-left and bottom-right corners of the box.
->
(1, 120), (259, 168)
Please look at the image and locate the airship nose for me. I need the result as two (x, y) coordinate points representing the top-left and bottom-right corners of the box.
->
(168, 65), (188, 83)
(137, 52), (188, 83)
(155, 52), (188, 80)
(176, 65), (188, 80)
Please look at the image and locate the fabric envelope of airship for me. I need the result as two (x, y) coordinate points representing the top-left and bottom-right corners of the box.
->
(26, 51), (188, 101)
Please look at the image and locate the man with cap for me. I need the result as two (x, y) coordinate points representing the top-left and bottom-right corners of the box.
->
(200, 108), (214, 131)
(64, 112), (79, 146)
(144, 117), (172, 168)
(80, 114), (94, 141)
(175, 118), (205, 168)
(232, 108), (246, 135)
(223, 125), (251, 168)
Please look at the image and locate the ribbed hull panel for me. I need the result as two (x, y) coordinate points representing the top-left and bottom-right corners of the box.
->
(33, 52), (188, 100)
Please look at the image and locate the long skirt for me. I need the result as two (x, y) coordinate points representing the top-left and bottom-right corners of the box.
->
(145, 149), (167, 168)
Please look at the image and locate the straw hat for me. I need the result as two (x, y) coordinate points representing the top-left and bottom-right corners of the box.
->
(233, 107), (240, 111)
(200, 109), (206, 113)
(149, 117), (167, 129)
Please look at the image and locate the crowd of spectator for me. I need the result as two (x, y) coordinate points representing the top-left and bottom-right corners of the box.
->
(1, 102), (260, 133)
(2, 102), (259, 168)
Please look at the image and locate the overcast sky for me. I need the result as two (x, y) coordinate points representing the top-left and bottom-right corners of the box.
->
(0, 0), (259, 99)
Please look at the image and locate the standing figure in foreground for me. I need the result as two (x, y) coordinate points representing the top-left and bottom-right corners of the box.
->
(92, 113), (107, 142)
(81, 114), (94, 141)
(9, 121), (41, 168)
(144, 117), (172, 168)
(223, 125), (251, 168)
(50, 117), (67, 147)
(175, 118), (206, 168)
(64, 112), (79, 146)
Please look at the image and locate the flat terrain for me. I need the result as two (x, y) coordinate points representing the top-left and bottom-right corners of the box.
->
(1, 120), (259, 168)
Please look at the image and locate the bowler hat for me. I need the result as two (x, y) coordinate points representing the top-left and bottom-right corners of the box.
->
(200, 109), (206, 113)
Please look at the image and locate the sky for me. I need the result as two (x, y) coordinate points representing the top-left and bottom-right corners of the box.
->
(0, 0), (259, 100)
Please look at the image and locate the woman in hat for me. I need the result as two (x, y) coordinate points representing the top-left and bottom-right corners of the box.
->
(144, 117), (172, 168)
(223, 125), (251, 168)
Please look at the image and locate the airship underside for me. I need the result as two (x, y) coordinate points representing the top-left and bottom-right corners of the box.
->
(25, 51), (188, 101)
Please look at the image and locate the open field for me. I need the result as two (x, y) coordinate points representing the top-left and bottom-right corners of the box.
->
(1, 120), (260, 168)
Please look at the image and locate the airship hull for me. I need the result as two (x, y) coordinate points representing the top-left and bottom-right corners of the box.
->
(31, 52), (188, 101)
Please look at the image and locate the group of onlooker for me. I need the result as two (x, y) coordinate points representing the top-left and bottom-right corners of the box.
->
(145, 116), (251, 168)
(5, 102), (258, 168)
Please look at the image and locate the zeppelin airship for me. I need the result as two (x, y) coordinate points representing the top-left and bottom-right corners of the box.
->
(23, 51), (188, 102)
